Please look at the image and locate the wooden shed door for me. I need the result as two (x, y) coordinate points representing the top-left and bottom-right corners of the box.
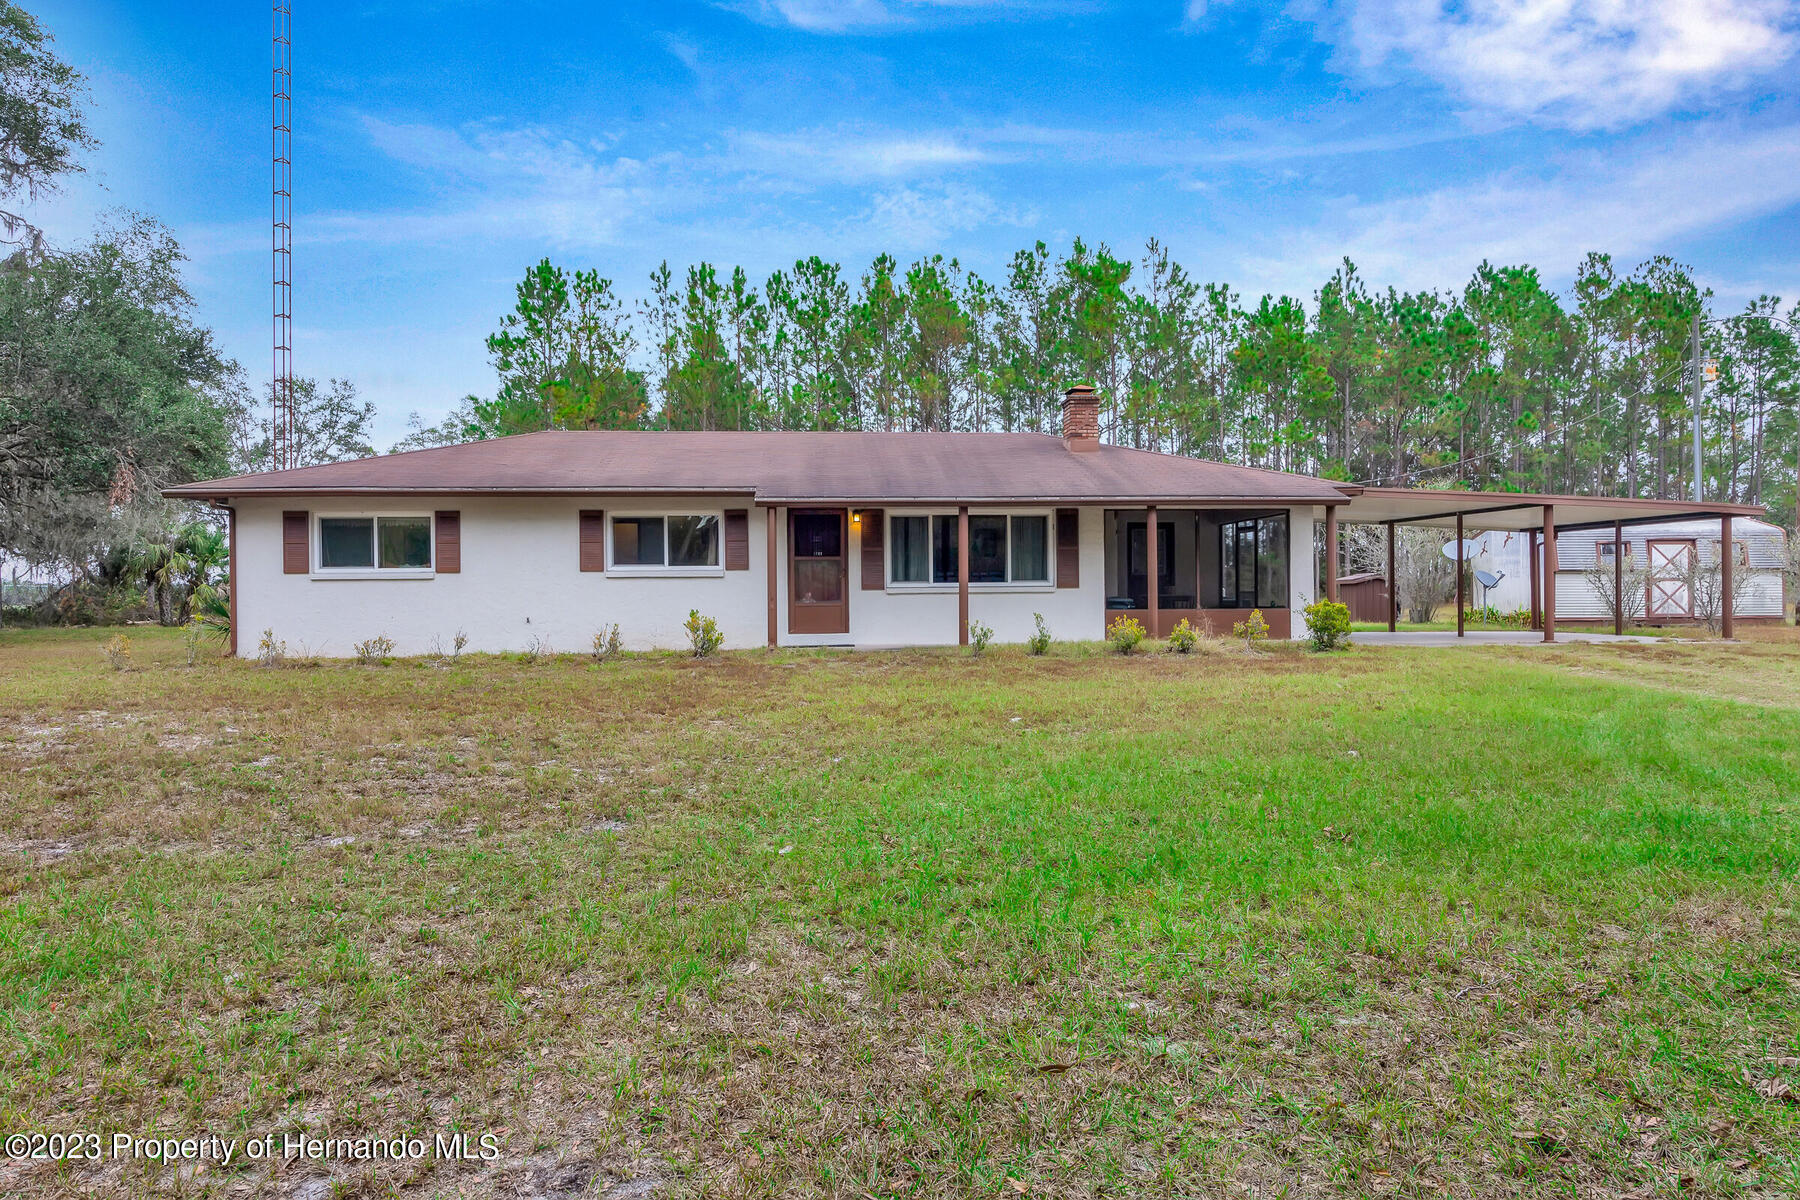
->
(1646, 539), (1695, 618)
(788, 509), (849, 635)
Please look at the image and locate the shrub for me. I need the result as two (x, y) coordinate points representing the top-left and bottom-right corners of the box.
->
(452, 630), (468, 660)
(1302, 599), (1353, 651)
(354, 635), (396, 664)
(182, 620), (206, 667)
(685, 610), (724, 658)
(968, 620), (994, 654)
(591, 624), (623, 662)
(518, 635), (549, 665)
(1106, 614), (1146, 654)
(1026, 613), (1052, 656)
(256, 628), (286, 668)
(1166, 617), (1199, 654)
(1232, 609), (1270, 645)
(101, 633), (132, 671)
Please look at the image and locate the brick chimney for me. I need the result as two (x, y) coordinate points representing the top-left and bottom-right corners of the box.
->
(1061, 385), (1100, 451)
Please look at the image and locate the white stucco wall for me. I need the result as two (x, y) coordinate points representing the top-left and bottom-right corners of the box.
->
(234, 498), (1315, 655)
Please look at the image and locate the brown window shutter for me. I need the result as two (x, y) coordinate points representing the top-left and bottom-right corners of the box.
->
(1056, 508), (1079, 589)
(434, 510), (461, 573)
(579, 510), (606, 572)
(723, 509), (749, 570)
(860, 508), (885, 590)
(282, 510), (309, 574)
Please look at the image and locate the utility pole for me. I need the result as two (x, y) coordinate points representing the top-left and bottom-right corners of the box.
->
(272, 3), (295, 472)
(1691, 311), (1704, 503)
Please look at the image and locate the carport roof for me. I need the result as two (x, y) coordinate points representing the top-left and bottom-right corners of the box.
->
(1336, 486), (1765, 531)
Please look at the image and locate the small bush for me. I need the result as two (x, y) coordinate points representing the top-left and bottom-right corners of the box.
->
(452, 630), (468, 660)
(182, 620), (206, 667)
(1302, 599), (1353, 651)
(101, 633), (132, 671)
(968, 620), (993, 655)
(685, 610), (724, 658)
(591, 624), (623, 662)
(1107, 614), (1146, 654)
(1026, 613), (1052, 656)
(1166, 617), (1199, 654)
(1232, 609), (1270, 645)
(354, 635), (396, 664)
(256, 628), (286, 668)
(518, 635), (549, 665)
(1462, 605), (1531, 629)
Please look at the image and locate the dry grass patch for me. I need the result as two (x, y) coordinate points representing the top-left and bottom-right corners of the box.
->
(0, 626), (1796, 1197)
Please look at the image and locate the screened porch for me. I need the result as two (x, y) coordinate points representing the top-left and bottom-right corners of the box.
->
(1101, 508), (1294, 638)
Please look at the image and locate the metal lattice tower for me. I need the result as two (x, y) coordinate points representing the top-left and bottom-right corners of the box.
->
(271, 3), (295, 471)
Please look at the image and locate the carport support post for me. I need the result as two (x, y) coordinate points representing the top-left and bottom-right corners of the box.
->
(1613, 520), (1624, 636)
(1385, 522), (1396, 632)
(1324, 505), (1339, 602)
(1455, 513), (1465, 638)
(957, 505), (970, 646)
(1147, 504), (1159, 638)
(1721, 515), (1735, 639)
(1542, 505), (1557, 643)
(1528, 530), (1541, 630)
(766, 506), (778, 648)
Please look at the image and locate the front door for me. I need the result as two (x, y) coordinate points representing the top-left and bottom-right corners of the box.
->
(1646, 539), (1695, 618)
(789, 508), (849, 635)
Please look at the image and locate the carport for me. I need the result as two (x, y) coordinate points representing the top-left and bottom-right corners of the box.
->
(1322, 488), (1767, 641)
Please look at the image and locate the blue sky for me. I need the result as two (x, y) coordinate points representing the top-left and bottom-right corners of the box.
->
(26, 0), (1800, 445)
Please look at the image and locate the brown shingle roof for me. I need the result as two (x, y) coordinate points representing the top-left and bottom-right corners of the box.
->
(163, 430), (1350, 505)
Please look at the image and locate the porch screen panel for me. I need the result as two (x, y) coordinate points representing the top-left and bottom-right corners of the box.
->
(1219, 524), (1236, 603)
(1256, 515), (1288, 607)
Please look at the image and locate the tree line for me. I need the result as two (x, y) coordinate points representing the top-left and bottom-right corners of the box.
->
(5, 0), (1798, 629)
(420, 243), (1800, 529)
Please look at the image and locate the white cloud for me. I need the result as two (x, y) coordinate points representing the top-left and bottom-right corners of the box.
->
(1237, 122), (1800, 296)
(1337, 0), (1799, 130)
(851, 181), (1035, 245)
(732, 128), (996, 180)
(719, 0), (1059, 32)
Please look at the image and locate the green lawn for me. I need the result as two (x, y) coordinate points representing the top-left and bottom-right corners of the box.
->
(1, 626), (1797, 1198)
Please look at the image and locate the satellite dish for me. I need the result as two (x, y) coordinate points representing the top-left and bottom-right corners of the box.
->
(1474, 569), (1503, 589)
(1440, 539), (1481, 561)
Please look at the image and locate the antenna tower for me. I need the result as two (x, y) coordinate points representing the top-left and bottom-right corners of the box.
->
(271, 4), (295, 471)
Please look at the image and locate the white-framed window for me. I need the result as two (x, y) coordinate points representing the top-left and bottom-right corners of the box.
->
(889, 511), (1052, 587)
(609, 512), (722, 572)
(314, 514), (433, 574)
(1597, 540), (1633, 563)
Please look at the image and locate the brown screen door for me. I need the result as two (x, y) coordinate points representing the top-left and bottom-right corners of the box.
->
(789, 508), (849, 634)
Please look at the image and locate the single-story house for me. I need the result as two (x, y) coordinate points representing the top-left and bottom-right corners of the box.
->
(165, 387), (1770, 655)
